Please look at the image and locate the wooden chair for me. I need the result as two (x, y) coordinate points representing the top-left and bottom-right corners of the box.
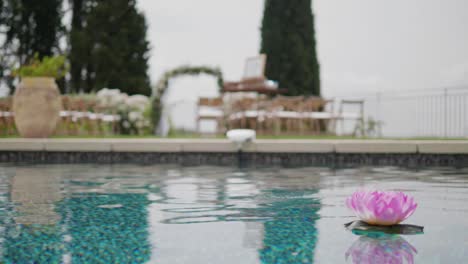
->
(58, 96), (71, 136)
(67, 97), (88, 135)
(59, 95), (121, 136)
(264, 96), (304, 135)
(196, 97), (224, 134)
(85, 100), (102, 136)
(0, 97), (15, 135)
(100, 107), (121, 135)
(228, 97), (261, 131)
(300, 97), (336, 134)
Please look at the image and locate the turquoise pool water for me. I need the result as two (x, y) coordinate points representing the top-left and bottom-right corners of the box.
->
(0, 164), (467, 263)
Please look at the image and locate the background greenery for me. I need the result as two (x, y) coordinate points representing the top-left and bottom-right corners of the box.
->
(0, 0), (323, 135)
(261, 0), (321, 96)
(69, 0), (151, 95)
(0, 0), (64, 90)
(0, 0), (151, 95)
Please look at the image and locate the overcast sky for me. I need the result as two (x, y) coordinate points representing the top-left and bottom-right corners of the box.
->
(139, 0), (468, 94)
(137, 0), (468, 129)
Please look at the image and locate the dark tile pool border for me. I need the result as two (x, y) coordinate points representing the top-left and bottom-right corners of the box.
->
(1, 151), (467, 168)
(1, 139), (467, 167)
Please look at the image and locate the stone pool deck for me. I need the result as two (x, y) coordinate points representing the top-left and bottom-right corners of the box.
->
(0, 139), (467, 167)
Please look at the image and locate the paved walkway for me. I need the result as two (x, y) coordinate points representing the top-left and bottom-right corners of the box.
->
(0, 139), (466, 154)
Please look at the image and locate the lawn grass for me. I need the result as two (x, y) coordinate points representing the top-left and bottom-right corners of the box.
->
(0, 133), (465, 140)
(257, 135), (467, 140)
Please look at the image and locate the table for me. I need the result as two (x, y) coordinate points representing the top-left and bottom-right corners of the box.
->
(222, 80), (287, 95)
(222, 87), (288, 94)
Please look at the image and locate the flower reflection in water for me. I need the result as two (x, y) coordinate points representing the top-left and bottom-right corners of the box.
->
(346, 234), (417, 264)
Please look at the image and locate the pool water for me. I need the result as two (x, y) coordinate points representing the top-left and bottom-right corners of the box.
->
(0, 164), (467, 263)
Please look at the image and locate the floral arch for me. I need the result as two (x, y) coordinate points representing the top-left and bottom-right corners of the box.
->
(151, 66), (224, 130)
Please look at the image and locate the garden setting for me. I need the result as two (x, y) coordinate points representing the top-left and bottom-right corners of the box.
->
(0, 1), (467, 263)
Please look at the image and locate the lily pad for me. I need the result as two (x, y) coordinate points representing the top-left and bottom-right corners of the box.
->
(345, 220), (424, 235)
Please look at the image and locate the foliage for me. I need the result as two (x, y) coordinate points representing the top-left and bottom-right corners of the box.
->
(0, 1), (6, 84)
(1, 0), (63, 64)
(261, 0), (320, 96)
(0, 0), (150, 95)
(151, 65), (224, 131)
(0, 0), (64, 91)
(13, 54), (69, 79)
(354, 117), (384, 138)
(68, 0), (87, 94)
(68, 0), (151, 95)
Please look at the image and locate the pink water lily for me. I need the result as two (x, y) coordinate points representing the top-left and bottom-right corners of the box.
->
(346, 190), (418, 226)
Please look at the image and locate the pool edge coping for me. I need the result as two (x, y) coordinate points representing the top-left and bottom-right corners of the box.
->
(0, 139), (467, 154)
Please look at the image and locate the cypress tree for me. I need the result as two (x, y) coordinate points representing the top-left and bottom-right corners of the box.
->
(260, 0), (320, 96)
(70, 0), (151, 95)
(69, 0), (88, 93)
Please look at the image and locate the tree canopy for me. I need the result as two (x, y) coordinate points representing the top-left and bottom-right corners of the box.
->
(0, 0), (151, 95)
(69, 0), (151, 95)
(3, 0), (63, 63)
(0, 0), (64, 90)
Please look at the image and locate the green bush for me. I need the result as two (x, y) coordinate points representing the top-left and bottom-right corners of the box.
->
(13, 54), (69, 79)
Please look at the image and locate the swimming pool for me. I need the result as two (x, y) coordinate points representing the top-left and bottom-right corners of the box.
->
(0, 164), (467, 263)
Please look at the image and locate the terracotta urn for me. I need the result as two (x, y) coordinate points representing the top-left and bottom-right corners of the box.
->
(13, 77), (62, 138)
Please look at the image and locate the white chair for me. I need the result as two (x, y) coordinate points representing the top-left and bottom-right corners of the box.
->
(335, 99), (365, 136)
(196, 97), (225, 134)
(223, 54), (280, 92)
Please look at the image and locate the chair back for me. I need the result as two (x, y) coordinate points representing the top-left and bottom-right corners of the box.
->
(0, 97), (12, 112)
(231, 97), (257, 112)
(197, 97), (224, 120)
(242, 54), (267, 83)
(335, 99), (365, 134)
(0, 97), (15, 135)
(198, 97), (223, 107)
(338, 99), (364, 118)
(302, 97), (333, 112)
(272, 96), (304, 111)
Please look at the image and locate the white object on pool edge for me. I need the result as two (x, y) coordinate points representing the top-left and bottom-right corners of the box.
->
(226, 129), (256, 150)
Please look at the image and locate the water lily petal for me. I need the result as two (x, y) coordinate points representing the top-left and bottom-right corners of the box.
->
(346, 190), (418, 225)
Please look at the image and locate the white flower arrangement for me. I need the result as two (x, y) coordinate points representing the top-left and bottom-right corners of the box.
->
(126, 95), (150, 112)
(96, 88), (151, 134)
(96, 88), (128, 109)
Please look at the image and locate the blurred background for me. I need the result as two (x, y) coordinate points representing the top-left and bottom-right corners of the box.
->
(1, 0), (467, 137)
